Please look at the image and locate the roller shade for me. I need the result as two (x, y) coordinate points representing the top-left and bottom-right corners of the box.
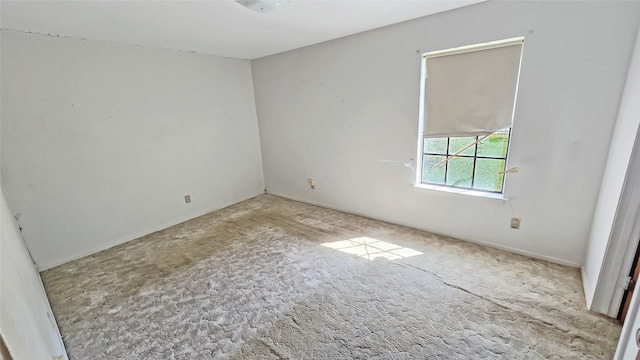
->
(423, 38), (523, 137)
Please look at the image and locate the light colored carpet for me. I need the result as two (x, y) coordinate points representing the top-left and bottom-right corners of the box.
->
(42, 194), (620, 359)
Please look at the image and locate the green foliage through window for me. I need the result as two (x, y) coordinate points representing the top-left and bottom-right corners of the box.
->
(421, 130), (510, 193)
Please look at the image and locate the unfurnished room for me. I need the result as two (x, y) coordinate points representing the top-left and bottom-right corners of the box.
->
(1, 0), (640, 359)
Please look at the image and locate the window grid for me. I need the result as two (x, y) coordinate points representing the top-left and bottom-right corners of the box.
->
(422, 130), (511, 194)
(444, 137), (450, 184)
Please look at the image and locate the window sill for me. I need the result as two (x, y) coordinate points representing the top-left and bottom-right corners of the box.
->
(413, 183), (508, 201)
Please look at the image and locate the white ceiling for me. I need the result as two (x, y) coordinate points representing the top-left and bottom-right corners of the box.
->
(1, 0), (483, 59)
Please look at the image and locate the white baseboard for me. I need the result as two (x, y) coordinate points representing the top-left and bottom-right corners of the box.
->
(39, 192), (263, 271)
(266, 191), (581, 268)
(42, 189), (581, 271)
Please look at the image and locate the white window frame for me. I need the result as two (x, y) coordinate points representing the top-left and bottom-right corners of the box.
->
(415, 38), (524, 197)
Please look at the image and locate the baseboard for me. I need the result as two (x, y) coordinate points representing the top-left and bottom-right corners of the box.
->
(266, 190), (581, 268)
(42, 189), (581, 271)
(38, 192), (263, 271)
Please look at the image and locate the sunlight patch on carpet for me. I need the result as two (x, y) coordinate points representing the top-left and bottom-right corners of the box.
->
(321, 237), (423, 261)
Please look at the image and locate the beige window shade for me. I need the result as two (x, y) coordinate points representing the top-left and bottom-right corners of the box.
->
(423, 38), (523, 138)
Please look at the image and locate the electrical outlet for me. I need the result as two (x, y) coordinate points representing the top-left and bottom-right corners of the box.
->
(308, 178), (315, 189)
(510, 218), (521, 229)
(184, 195), (191, 203)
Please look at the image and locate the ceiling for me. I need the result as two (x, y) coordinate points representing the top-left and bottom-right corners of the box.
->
(0, 0), (483, 59)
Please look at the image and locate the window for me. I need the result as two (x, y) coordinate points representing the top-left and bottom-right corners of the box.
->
(422, 130), (510, 193)
(418, 37), (524, 194)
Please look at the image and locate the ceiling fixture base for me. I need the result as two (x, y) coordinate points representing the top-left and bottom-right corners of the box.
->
(235, 0), (289, 13)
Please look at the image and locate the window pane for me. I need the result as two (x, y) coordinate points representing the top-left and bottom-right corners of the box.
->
(446, 157), (473, 188)
(448, 137), (476, 156)
(424, 137), (447, 154)
(473, 158), (506, 192)
(422, 155), (446, 184)
(477, 130), (509, 158)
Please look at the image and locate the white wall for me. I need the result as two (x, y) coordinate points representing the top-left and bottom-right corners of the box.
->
(252, 1), (640, 266)
(1, 30), (265, 270)
(1, 186), (67, 359)
(583, 25), (640, 312)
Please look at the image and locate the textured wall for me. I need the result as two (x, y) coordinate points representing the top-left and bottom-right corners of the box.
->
(583, 25), (640, 311)
(252, 1), (640, 266)
(0, 186), (67, 359)
(1, 30), (265, 269)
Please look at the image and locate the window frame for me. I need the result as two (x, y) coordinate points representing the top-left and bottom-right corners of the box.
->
(416, 38), (523, 196)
